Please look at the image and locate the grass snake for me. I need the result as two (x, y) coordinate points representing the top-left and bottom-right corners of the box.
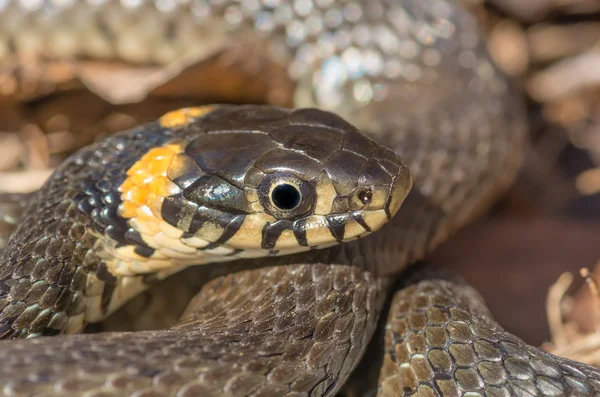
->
(1, 0), (600, 396)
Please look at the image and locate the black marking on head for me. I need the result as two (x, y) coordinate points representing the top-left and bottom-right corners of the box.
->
(188, 211), (206, 235)
(326, 214), (347, 242)
(200, 242), (219, 251)
(351, 212), (371, 232)
(101, 279), (117, 313)
(161, 194), (199, 232)
(123, 229), (155, 257)
(188, 206), (239, 236)
(134, 245), (155, 258)
(105, 224), (127, 242)
(72, 119), (179, 233)
(75, 148), (163, 259)
(100, 207), (122, 226)
(384, 180), (397, 220)
(96, 263), (117, 283)
(124, 229), (147, 247)
(213, 215), (245, 246)
(292, 218), (309, 247)
(167, 153), (205, 190)
(261, 220), (293, 250)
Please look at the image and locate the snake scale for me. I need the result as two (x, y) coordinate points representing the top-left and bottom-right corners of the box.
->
(1, 0), (600, 396)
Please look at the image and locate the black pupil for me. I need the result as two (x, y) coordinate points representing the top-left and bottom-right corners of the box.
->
(358, 189), (372, 205)
(272, 184), (301, 210)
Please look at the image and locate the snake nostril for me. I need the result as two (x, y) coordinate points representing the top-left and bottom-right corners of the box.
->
(357, 189), (372, 206)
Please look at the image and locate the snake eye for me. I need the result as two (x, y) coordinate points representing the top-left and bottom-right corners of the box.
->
(271, 184), (301, 210)
(258, 172), (315, 220)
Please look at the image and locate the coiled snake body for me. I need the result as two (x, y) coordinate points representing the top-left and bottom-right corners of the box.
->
(1, 0), (600, 396)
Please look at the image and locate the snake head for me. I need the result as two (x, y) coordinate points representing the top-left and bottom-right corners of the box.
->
(117, 106), (411, 269)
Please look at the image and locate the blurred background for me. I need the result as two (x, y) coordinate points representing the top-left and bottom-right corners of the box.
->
(0, 0), (599, 363)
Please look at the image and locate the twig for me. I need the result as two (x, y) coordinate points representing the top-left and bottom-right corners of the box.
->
(546, 272), (573, 347)
(581, 266), (600, 332)
(0, 170), (52, 193)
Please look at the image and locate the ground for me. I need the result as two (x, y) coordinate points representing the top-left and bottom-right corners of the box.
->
(0, 0), (599, 366)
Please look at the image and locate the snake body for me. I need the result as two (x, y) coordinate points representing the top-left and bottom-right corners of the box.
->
(1, 0), (600, 396)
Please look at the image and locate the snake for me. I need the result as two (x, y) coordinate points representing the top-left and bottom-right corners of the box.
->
(1, 0), (600, 396)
